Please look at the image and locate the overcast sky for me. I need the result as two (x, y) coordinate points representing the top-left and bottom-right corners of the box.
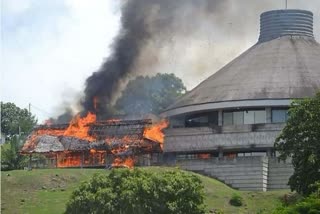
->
(1, 0), (319, 123)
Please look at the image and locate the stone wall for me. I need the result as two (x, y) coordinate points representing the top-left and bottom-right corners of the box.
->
(267, 158), (293, 190)
(176, 156), (293, 191)
(177, 157), (269, 191)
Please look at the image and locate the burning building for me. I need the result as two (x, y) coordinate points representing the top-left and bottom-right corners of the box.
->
(21, 112), (168, 168)
(161, 9), (320, 191)
(21, 8), (319, 192)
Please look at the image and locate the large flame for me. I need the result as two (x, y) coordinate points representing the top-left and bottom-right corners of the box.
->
(63, 112), (96, 141)
(143, 120), (169, 149)
(112, 157), (135, 168)
(22, 111), (168, 168)
(21, 129), (66, 151)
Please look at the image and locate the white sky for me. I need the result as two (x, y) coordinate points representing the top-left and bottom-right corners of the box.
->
(1, 0), (319, 123)
(1, 0), (121, 122)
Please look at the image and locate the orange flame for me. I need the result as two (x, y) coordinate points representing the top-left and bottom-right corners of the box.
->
(22, 110), (168, 168)
(112, 157), (134, 168)
(143, 120), (169, 149)
(63, 112), (96, 141)
(57, 152), (81, 167)
(21, 129), (66, 151)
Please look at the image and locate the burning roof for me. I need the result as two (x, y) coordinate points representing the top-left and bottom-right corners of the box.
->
(21, 112), (169, 168)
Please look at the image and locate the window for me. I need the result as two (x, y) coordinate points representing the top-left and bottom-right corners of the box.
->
(224, 109), (267, 125)
(244, 111), (254, 124)
(223, 112), (233, 125)
(272, 109), (289, 123)
(233, 111), (244, 125)
(186, 115), (208, 127)
(254, 110), (267, 124)
(185, 112), (218, 127)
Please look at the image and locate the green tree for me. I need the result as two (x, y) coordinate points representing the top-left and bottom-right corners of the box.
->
(1, 102), (37, 170)
(275, 92), (320, 196)
(1, 136), (28, 170)
(1, 102), (37, 139)
(65, 169), (206, 214)
(116, 73), (186, 115)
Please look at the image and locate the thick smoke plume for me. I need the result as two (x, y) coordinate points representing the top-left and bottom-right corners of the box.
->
(80, 0), (319, 119)
(81, 0), (236, 118)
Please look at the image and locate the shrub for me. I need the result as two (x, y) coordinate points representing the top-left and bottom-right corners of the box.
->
(280, 193), (303, 206)
(65, 168), (206, 214)
(273, 196), (320, 214)
(274, 187), (320, 214)
(229, 193), (244, 207)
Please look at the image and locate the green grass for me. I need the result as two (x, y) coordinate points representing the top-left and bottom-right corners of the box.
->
(1, 167), (289, 214)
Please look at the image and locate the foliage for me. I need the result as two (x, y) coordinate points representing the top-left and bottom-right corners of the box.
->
(229, 193), (244, 207)
(280, 193), (304, 207)
(275, 91), (320, 196)
(1, 136), (28, 170)
(65, 168), (206, 214)
(1, 102), (37, 139)
(116, 73), (186, 115)
(273, 195), (320, 214)
(1, 167), (290, 214)
(1, 102), (37, 170)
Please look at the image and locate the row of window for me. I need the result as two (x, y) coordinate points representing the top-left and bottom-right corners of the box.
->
(176, 152), (268, 160)
(223, 109), (289, 125)
(183, 108), (289, 127)
(223, 110), (266, 125)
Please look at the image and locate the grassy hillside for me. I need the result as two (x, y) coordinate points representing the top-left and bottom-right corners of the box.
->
(1, 167), (289, 214)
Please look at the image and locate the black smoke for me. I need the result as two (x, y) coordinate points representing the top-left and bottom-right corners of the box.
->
(48, 107), (73, 124)
(81, 0), (229, 118)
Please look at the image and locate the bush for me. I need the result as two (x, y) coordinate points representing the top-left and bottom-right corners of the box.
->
(280, 193), (303, 206)
(229, 194), (244, 207)
(1, 137), (28, 170)
(273, 196), (320, 214)
(65, 169), (206, 214)
(274, 186), (320, 214)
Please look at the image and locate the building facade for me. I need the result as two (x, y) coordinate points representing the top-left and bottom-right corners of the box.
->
(161, 9), (320, 191)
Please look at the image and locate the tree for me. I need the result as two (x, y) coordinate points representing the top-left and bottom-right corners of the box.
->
(1, 102), (37, 170)
(65, 169), (206, 214)
(275, 92), (320, 196)
(1, 102), (37, 139)
(116, 73), (186, 115)
(1, 136), (28, 170)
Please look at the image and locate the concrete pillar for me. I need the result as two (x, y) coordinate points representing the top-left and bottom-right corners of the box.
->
(218, 110), (223, 126)
(219, 149), (224, 158)
(266, 107), (272, 123)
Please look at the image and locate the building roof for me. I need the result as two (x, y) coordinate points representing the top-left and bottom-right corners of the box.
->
(164, 10), (320, 116)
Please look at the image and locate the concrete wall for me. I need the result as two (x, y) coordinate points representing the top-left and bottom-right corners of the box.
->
(267, 158), (293, 190)
(177, 157), (269, 191)
(163, 124), (293, 191)
(164, 125), (283, 152)
(175, 156), (293, 191)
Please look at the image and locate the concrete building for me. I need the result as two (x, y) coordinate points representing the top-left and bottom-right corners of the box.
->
(161, 9), (320, 191)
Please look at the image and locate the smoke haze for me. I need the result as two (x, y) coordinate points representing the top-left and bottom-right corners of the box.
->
(78, 0), (320, 118)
